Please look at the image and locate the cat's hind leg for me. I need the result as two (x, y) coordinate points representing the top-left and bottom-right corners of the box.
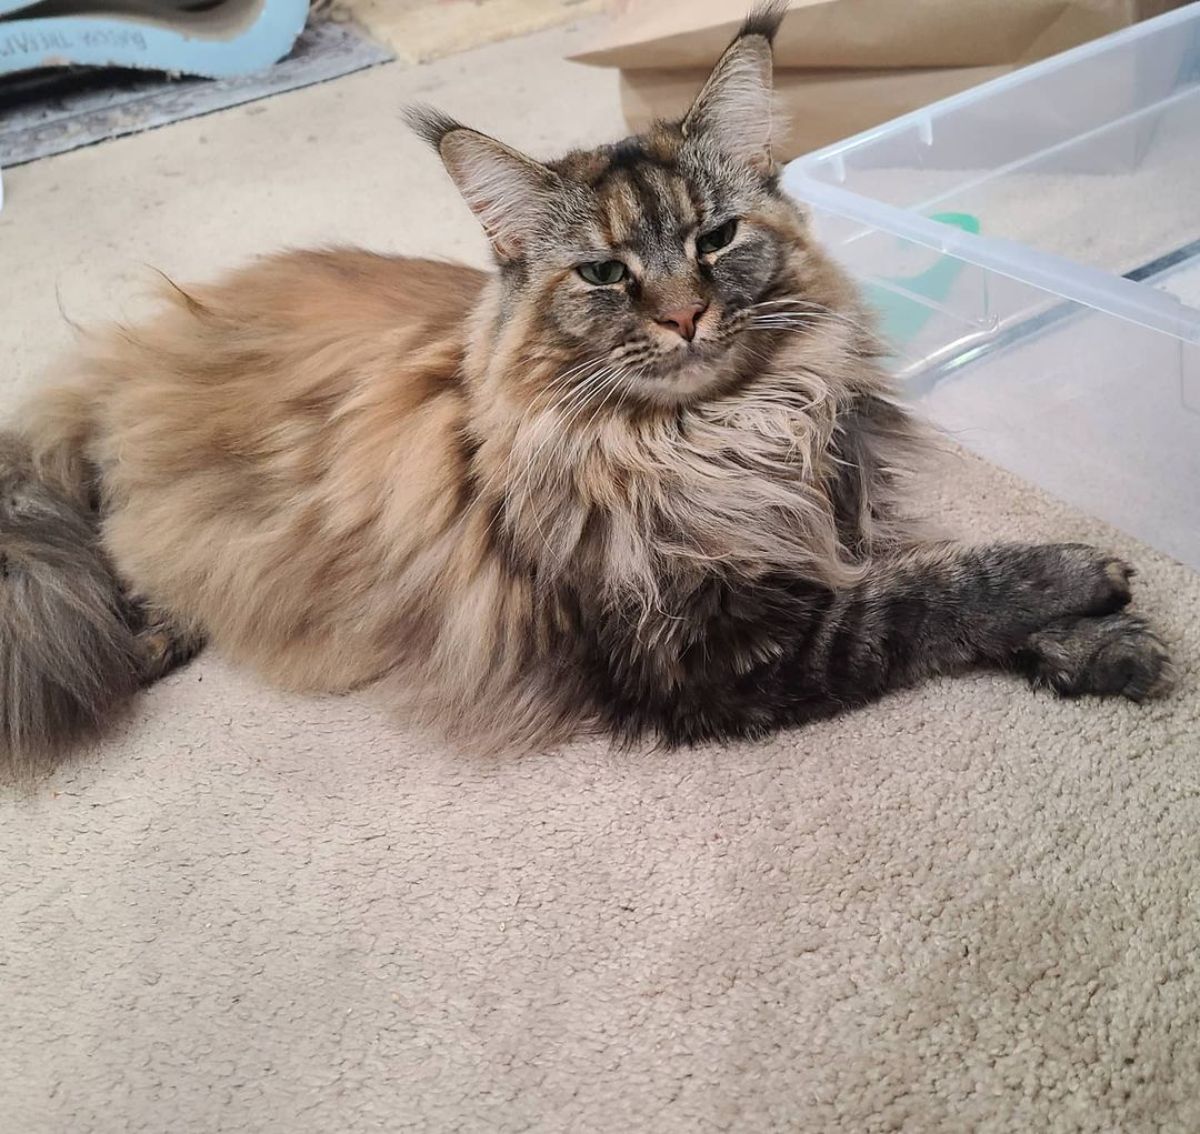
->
(127, 601), (207, 686)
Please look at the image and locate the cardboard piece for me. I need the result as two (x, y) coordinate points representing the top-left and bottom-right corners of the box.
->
(573, 0), (1187, 156)
(617, 63), (1014, 159)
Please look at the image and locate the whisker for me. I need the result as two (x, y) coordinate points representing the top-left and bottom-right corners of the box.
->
(740, 296), (875, 337)
(483, 358), (609, 542)
(521, 366), (630, 555)
(507, 362), (628, 551)
(575, 365), (633, 440)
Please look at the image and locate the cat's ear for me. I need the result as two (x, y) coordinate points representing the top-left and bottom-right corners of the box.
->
(407, 107), (560, 260)
(681, 1), (786, 173)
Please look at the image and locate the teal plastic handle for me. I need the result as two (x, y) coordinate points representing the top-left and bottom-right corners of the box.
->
(865, 211), (981, 346)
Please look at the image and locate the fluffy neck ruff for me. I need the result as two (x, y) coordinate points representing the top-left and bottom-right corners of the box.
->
(462, 275), (907, 612)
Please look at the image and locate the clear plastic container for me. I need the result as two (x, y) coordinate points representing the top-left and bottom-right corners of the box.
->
(782, 4), (1200, 570)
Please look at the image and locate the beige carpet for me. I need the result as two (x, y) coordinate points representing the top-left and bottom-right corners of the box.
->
(2, 21), (1199, 1134)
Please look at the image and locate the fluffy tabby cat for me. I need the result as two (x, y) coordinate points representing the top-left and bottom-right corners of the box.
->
(0, 3), (1171, 775)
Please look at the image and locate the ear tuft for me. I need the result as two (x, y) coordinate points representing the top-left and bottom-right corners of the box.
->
(739, 0), (788, 43)
(404, 104), (464, 149)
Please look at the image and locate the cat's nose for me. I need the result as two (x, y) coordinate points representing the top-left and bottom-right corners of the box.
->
(655, 302), (708, 342)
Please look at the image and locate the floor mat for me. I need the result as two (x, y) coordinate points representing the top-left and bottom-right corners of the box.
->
(0, 19), (392, 167)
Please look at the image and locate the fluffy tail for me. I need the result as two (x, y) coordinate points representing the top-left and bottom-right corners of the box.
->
(0, 435), (141, 778)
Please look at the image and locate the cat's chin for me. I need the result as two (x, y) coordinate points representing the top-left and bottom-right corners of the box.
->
(637, 351), (730, 406)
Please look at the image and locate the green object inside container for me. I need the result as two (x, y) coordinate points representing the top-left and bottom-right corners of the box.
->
(865, 211), (980, 348)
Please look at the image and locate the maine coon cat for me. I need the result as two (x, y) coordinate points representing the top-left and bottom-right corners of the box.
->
(0, 3), (1171, 775)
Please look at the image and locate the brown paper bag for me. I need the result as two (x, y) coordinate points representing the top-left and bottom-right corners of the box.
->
(572, 0), (1185, 157)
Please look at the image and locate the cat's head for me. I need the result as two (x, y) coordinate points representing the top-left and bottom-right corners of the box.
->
(409, 2), (846, 409)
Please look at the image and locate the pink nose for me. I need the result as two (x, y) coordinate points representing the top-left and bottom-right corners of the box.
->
(656, 302), (708, 342)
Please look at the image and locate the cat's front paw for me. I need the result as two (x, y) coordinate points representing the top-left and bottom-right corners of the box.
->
(1017, 612), (1173, 702)
(1040, 543), (1135, 618)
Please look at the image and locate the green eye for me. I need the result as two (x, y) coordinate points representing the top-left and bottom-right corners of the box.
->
(578, 260), (628, 286)
(697, 219), (739, 255)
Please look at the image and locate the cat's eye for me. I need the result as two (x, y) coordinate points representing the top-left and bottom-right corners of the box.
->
(697, 219), (739, 255)
(578, 260), (628, 286)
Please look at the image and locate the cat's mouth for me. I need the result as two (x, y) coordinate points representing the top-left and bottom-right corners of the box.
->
(638, 315), (779, 398)
(603, 317), (765, 406)
(653, 339), (720, 370)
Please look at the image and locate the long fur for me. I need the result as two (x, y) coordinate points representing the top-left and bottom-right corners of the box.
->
(2, 7), (1170, 774)
(0, 437), (140, 775)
